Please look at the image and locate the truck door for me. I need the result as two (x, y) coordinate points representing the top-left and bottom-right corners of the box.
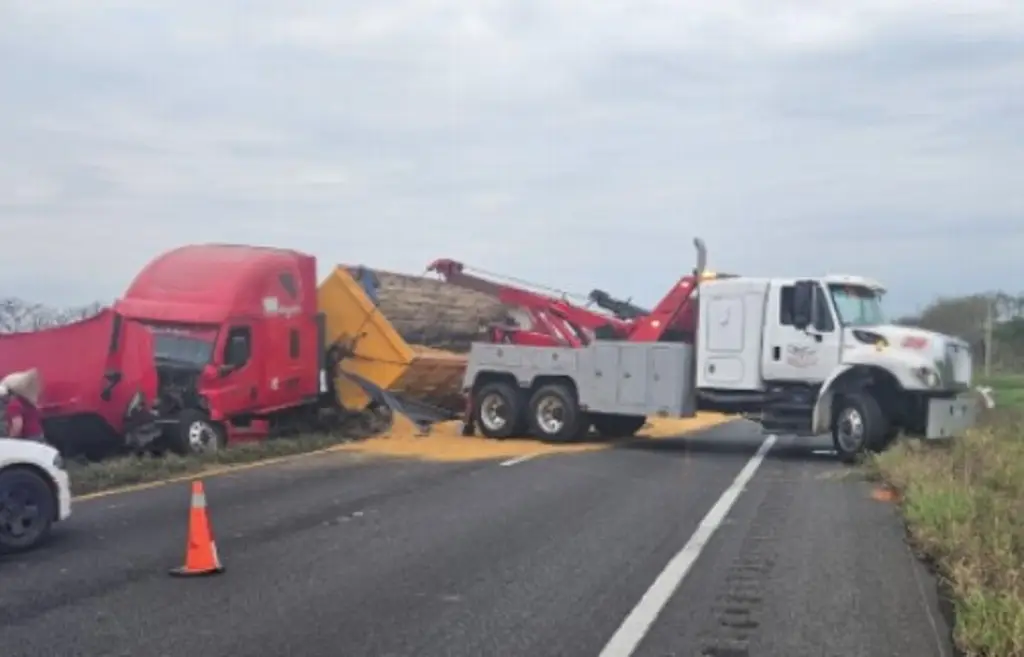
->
(762, 281), (842, 383)
(208, 324), (262, 416)
(262, 317), (317, 409)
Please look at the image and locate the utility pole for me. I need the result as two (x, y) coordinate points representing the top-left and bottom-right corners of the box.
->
(984, 297), (994, 378)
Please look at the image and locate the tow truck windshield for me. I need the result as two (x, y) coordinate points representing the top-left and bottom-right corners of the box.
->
(829, 284), (886, 327)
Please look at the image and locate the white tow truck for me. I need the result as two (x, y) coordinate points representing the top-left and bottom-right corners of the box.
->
(460, 239), (978, 462)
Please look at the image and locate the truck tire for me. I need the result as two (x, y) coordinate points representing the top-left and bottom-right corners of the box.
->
(832, 391), (889, 464)
(172, 410), (226, 455)
(592, 413), (647, 438)
(473, 381), (525, 439)
(0, 467), (56, 553)
(527, 383), (586, 443)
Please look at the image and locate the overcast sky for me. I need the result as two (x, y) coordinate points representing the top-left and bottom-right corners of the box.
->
(1, 0), (1022, 315)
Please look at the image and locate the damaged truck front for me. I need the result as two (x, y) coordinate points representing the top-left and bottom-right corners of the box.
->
(0, 309), (158, 459)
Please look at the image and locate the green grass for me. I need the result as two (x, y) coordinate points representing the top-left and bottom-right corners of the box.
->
(874, 375), (1024, 657)
(67, 413), (387, 497)
(978, 373), (1024, 410)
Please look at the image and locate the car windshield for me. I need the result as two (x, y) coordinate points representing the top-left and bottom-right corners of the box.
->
(829, 284), (886, 327)
(152, 331), (216, 367)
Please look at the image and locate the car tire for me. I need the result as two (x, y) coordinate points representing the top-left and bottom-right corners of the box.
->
(0, 467), (57, 553)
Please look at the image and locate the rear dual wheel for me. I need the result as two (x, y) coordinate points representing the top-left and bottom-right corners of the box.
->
(473, 381), (589, 443)
(473, 382), (526, 439)
(527, 383), (588, 443)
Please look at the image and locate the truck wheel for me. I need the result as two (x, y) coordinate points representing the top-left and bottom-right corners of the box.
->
(173, 410), (226, 455)
(592, 413), (647, 438)
(527, 383), (586, 443)
(0, 467), (56, 553)
(832, 392), (888, 464)
(473, 381), (525, 439)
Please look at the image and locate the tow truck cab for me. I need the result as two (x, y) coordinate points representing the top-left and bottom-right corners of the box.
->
(696, 274), (976, 448)
(114, 244), (325, 452)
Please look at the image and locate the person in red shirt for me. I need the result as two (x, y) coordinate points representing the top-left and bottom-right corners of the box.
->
(0, 369), (45, 442)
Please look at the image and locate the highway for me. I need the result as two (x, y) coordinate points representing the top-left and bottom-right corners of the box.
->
(0, 421), (954, 657)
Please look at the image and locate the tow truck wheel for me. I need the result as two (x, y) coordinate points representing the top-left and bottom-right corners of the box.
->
(832, 392), (888, 464)
(0, 467), (56, 553)
(173, 410), (226, 455)
(473, 381), (525, 439)
(592, 413), (647, 438)
(527, 383), (586, 443)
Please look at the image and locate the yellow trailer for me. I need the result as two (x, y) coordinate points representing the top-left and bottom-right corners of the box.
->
(317, 267), (469, 414)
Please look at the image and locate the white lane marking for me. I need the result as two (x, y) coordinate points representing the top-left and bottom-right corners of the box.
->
(598, 434), (778, 657)
(500, 453), (541, 467)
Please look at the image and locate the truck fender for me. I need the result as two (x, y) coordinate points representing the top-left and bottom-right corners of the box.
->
(811, 364), (855, 435)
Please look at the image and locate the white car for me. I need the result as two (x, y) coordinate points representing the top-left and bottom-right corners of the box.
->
(0, 438), (72, 552)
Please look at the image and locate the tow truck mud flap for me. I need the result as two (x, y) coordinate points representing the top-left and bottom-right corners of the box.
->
(317, 267), (467, 412)
(925, 391), (978, 439)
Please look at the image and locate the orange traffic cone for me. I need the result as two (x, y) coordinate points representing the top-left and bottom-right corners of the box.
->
(169, 480), (225, 577)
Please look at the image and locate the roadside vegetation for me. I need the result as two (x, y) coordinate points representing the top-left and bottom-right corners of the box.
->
(875, 374), (1024, 657)
(67, 414), (386, 496)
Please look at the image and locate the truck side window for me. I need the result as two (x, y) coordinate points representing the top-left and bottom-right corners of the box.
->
(779, 286), (794, 325)
(289, 329), (300, 359)
(813, 285), (835, 332)
(279, 272), (298, 300)
(224, 327), (251, 367)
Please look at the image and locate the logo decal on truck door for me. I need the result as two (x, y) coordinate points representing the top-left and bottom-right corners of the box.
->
(785, 344), (818, 368)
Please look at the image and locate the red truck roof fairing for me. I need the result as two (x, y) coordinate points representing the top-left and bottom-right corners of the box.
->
(115, 244), (318, 324)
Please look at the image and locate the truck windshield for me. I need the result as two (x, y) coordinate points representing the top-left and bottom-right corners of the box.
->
(153, 332), (216, 367)
(829, 284), (886, 327)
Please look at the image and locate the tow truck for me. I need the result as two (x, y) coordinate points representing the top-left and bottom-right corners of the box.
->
(454, 239), (978, 462)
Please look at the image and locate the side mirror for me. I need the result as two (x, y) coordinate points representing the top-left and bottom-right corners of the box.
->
(792, 280), (815, 330)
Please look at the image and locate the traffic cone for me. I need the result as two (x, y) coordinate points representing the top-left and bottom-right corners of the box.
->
(169, 480), (225, 577)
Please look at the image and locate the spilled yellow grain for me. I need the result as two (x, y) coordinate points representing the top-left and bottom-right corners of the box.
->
(640, 413), (733, 439)
(337, 412), (734, 462)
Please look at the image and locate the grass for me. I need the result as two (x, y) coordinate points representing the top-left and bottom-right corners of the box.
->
(874, 374), (1024, 657)
(979, 373), (1024, 411)
(67, 413), (386, 497)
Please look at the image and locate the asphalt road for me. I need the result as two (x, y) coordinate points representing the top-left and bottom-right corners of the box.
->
(0, 421), (954, 657)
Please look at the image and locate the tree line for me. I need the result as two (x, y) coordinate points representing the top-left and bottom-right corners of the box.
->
(896, 292), (1024, 374)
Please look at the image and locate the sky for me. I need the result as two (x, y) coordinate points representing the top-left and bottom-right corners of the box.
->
(1, 0), (1022, 316)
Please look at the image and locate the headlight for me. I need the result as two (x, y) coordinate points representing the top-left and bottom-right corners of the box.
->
(52, 453), (65, 470)
(913, 366), (940, 388)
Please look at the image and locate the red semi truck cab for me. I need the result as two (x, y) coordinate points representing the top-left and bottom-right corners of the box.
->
(114, 244), (325, 453)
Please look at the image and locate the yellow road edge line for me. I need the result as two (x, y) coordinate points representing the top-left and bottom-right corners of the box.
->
(73, 442), (356, 502)
(73, 414), (739, 502)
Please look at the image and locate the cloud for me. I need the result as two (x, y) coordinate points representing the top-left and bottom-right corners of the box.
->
(0, 0), (1022, 316)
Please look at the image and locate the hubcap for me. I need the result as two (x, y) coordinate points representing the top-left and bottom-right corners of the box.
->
(0, 484), (44, 542)
(536, 396), (566, 434)
(479, 394), (509, 432)
(188, 421), (219, 452)
(836, 407), (865, 453)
